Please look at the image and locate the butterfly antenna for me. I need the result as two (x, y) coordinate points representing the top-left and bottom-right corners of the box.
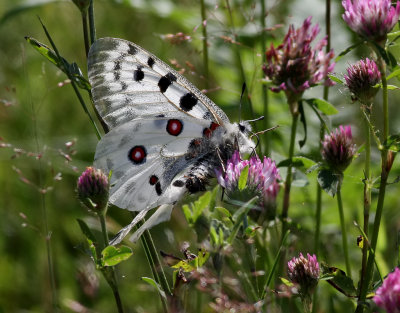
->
(250, 125), (280, 139)
(239, 82), (246, 122)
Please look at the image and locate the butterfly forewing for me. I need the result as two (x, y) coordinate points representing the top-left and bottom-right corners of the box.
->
(88, 37), (230, 130)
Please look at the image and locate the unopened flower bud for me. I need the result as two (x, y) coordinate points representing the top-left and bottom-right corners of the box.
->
(322, 126), (357, 172)
(77, 167), (109, 214)
(344, 58), (381, 104)
(288, 253), (320, 297)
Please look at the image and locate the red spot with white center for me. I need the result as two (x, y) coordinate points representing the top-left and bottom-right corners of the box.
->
(129, 145), (147, 164)
(166, 119), (183, 136)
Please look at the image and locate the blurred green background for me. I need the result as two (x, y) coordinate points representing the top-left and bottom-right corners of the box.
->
(0, 0), (399, 312)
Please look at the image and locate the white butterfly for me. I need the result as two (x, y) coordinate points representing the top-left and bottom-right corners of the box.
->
(88, 37), (255, 243)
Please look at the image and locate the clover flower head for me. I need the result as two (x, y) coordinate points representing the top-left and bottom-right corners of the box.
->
(344, 58), (381, 104)
(342, 0), (400, 42)
(77, 167), (109, 213)
(263, 16), (335, 103)
(288, 253), (320, 297)
(216, 151), (280, 209)
(322, 125), (357, 172)
(373, 267), (400, 313)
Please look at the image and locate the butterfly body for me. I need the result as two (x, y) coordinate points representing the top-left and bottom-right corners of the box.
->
(88, 38), (255, 212)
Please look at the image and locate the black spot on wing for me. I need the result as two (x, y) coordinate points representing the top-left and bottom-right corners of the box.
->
(180, 93), (198, 112)
(114, 61), (121, 71)
(173, 180), (185, 187)
(134, 66), (144, 82)
(128, 44), (137, 55)
(121, 82), (127, 91)
(114, 71), (120, 81)
(155, 182), (162, 195)
(147, 57), (155, 68)
(203, 112), (212, 120)
(158, 72), (177, 93)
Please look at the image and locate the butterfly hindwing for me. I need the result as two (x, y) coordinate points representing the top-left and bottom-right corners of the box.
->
(94, 117), (214, 211)
(88, 37), (230, 130)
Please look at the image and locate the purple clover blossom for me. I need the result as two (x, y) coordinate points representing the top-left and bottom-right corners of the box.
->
(373, 267), (400, 313)
(342, 0), (400, 42)
(263, 17), (335, 105)
(344, 58), (381, 104)
(77, 167), (109, 213)
(287, 253), (320, 297)
(322, 125), (357, 172)
(216, 151), (280, 209)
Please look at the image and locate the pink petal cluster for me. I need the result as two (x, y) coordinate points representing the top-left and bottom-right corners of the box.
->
(288, 253), (320, 295)
(77, 167), (109, 213)
(344, 58), (381, 104)
(342, 0), (400, 42)
(322, 125), (357, 172)
(216, 151), (280, 207)
(263, 17), (335, 100)
(373, 267), (400, 313)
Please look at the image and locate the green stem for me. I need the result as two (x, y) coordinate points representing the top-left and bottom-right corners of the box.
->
(200, 0), (209, 89)
(337, 188), (351, 277)
(260, 0), (269, 155)
(81, 11), (90, 57)
(224, 0), (256, 124)
(359, 107), (371, 297)
(355, 54), (390, 313)
(139, 230), (168, 313)
(98, 213), (125, 313)
(88, 0), (96, 45)
(142, 229), (171, 295)
(282, 109), (299, 229)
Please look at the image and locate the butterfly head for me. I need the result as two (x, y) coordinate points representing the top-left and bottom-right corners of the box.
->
(234, 121), (256, 155)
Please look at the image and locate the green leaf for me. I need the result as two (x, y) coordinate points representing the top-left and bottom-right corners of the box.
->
(385, 134), (400, 152)
(304, 98), (338, 115)
(197, 248), (210, 267)
(317, 169), (343, 197)
(182, 204), (192, 223)
(101, 245), (133, 266)
(387, 67), (400, 80)
(321, 264), (357, 298)
(141, 277), (167, 299)
(25, 36), (91, 92)
(280, 277), (294, 287)
(228, 197), (257, 244)
(76, 218), (97, 243)
(171, 260), (196, 272)
(277, 156), (317, 170)
(372, 41), (390, 65)
(25, 36), (63, 68)
(328, 74), (344, 85)
(238, 165), (249, 191)
(335, 42), (362, 62)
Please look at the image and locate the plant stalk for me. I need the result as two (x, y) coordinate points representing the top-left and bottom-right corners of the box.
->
(98, 213), (125, 313)
(88, 0), (96, 44)
(355, 51), (391, 313)
(359, 106), (371, 297)
(260, 0), (269, 155)
(282, 108), (299, 229)
(200, 0), (209, 89)
(81, 11), (90, 57)
(337, 188), (351, 277)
